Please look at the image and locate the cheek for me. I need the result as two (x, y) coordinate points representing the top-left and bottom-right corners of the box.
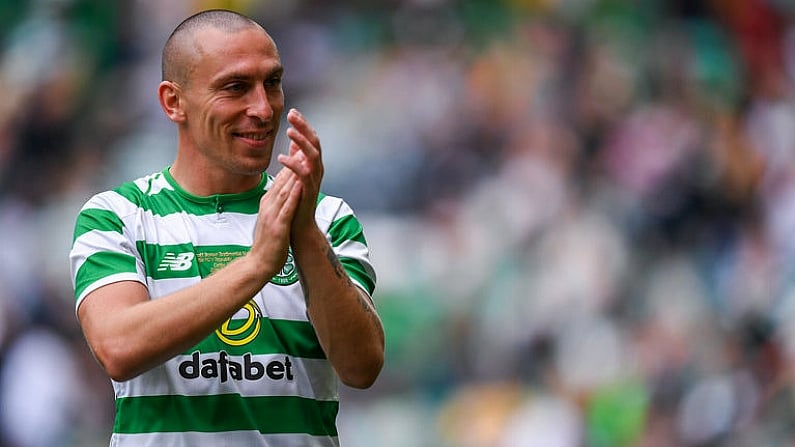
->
(201, 107), (232, 137)
(270, 89), (285, 112)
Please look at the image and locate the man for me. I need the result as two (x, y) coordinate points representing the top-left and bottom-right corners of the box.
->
(69, 9), (384, 447)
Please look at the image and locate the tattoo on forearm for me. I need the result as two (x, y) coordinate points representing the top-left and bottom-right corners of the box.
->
(299, 247), (379, 326)
(326, 247), (353, 285)
(325, 247), (376, 314)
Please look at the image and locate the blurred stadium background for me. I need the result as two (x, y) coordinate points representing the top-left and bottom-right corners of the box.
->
(1, 0), (795, 445)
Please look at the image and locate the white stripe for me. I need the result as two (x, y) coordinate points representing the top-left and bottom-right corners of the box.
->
(186, 212), (256, 244)
(256, 283), (309, 321)
(336, 239), (371, 265)
(71, 227), (141, 275)
(315, 196), (350, 231)
(132, 172), (172, 195)
(111, 431), (339, 447)
(75, 274), (144, 311)
(114, 355), (337, 400)
(85, 190), (139, 218)
(146, 276), (200, 298)
(145, 278), (310, 321)
(135, 211), (257, 246)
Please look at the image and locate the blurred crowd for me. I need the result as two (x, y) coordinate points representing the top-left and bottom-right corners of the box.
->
(1, 0), (795, 445)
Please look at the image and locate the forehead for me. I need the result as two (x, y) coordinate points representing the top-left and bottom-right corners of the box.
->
(189, 27), (281, 82)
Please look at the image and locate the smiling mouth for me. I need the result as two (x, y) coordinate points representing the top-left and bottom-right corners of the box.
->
(233, 130), (275, 149)
(234, 131), (271, 141)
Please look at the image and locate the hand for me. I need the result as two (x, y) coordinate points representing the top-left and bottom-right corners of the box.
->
(278, 108), (324, 237)
(248, 168), (302, 278)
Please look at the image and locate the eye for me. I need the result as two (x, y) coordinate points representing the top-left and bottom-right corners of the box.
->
(224, 82), (247, 93)
(265, 76), (282, 89)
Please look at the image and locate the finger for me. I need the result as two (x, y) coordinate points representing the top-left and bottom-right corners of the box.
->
(268, 174), (300, 220)
(282, 177), (303, 219)
(285, 127), (319, 170)
(285, 125), (316, 149)
(269, 166), (290, 187)
(271, 172), (295, 204)
(277, 151), (310, 177)
(263, 169), (289, 200)
(262, 169), (296, 208)
(287, 108), (321, 154)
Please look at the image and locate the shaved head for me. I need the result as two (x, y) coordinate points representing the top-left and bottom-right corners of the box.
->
(162, 9), (270, 85)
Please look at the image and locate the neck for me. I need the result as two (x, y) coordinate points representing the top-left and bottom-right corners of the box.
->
(169, 159), (263, 196)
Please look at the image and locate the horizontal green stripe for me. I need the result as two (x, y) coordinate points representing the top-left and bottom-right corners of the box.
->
(328, 214), (366, 247)
(73, 208), (125, 242)
(138, 243), (299, 284)
(114, 182), (217, 217)
(114, 175), (264, 217)
(115, 394), (338, 436)
(74, 251), (137, 299)
(138, 242), (255, 280)
(204, 199), (261, 215)
(191, 318), (326, 359)
(340, 257), (375, 296)
(195, 245), (250, 277)
(137, 241), (198, 279)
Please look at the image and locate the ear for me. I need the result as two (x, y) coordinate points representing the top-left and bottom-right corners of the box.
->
(158, 81), (185, 123)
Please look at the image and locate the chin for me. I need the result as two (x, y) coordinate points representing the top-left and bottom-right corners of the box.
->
(237, 160), (271, 175)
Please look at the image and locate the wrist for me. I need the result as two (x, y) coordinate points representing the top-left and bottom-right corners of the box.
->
(238, 251), (278, 287)
(290, 224), (326, 254)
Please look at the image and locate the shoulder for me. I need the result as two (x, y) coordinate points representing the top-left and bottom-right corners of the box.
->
(111, 171), (172, 204)
(315, 193), (369, 243)
(80, 171), (172, 215)
(315, 192), (355, 222)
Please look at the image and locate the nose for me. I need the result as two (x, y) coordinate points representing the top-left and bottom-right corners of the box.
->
(247, 85), (274, 121)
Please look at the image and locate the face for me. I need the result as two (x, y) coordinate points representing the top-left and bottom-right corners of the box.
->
(176, 26), (285, 176)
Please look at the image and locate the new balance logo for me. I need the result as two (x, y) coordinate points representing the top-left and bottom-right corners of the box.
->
(157, 252), (195, 272)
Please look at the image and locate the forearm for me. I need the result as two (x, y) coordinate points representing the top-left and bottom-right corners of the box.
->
(79, 254), (273, 381)
(292, 227), (385, 388)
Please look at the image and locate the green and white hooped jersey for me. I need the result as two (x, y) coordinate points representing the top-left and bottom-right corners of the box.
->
(69, 168), (376, 447)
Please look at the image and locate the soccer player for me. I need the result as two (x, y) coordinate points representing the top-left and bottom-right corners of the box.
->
(69, 9), (384, 446)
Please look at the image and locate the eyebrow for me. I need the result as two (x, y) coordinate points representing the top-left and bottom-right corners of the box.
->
(214, 65), (284, 85)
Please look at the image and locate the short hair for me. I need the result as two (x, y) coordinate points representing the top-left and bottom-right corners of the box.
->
(161, 9), (264, 84)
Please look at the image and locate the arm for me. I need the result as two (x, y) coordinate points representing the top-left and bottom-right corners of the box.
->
(279, 108), (385, 389)
(293, 226), (384, 389)
(77, 170), (302, 381)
